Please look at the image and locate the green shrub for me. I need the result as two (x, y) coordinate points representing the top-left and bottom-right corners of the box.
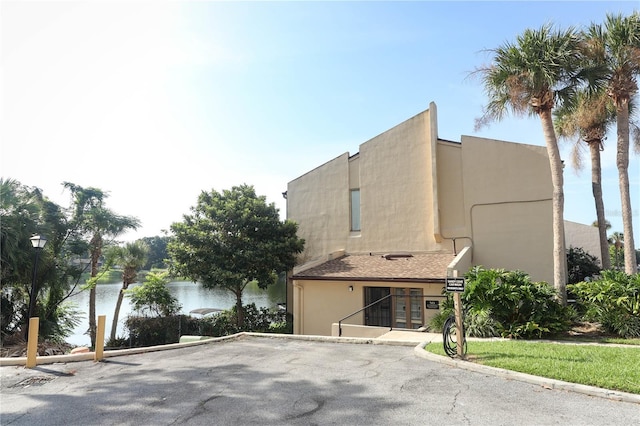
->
(465, 308), (500, 338)
(566, 246), (601, 284)
(431, 267), (571, 339)
(38, 301), (83, 343)
(268, 321), (290, 334)
(123, 303), (288, 347)
(193, 310), (242, 337)
(568, 271), (640, 338)
(125, 315), (187, 346)
(427, 310), (450, 333)
(126, 272), (182, 317)
(237, 303), (273, 332)
(428, 301), (500, 337)
(106, 335), (130, 349)
(125, 314), (236, 347)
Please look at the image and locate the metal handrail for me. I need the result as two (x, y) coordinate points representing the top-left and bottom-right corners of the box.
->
(338, 294), (393, 336)
(337, 293), (447, 336)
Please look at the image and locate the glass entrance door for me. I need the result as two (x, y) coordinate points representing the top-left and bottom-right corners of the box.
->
(409, 288), (423, 329)
(394, 288), (408, 328)
(393, 288), (424, 329)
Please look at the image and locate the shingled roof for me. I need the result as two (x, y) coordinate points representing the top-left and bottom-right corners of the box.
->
(292, 252), (455, 283)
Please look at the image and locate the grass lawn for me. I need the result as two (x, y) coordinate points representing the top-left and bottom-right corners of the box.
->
(424, 340), (640, 395)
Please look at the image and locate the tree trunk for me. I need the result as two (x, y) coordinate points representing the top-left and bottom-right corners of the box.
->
(235, 290), (244, 329)
(89, 282), (96, 347)
(110, 285), (127, 342)
(615, 99), (637, 274)
(589, 141), (611, 270)
(89, 233), (102, 348)
(540, 109), (567, 304)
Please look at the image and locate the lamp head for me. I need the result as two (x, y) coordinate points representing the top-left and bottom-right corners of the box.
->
(30, 235), (47, 249)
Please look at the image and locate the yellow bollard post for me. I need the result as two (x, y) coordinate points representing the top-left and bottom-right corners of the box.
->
(95, 315), (106, 362)
(26, 317), (39, 368)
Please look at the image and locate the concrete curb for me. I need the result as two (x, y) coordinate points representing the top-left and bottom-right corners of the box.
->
(0, 334), (239, 366)
(0, 332), (418, 367)
(244, 332), (419, 347)
(414, 341), (640, 405)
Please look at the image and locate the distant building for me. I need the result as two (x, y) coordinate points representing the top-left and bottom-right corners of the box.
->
(565, 220), (601, 264)
(286, 102), (597, 337)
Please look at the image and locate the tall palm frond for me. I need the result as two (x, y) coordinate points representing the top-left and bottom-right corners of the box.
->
(474, 23), (584, 303)
(108, 241), (149, 342)
(554, 89), (615, 269)
(63, 182), (140, 347)
(584, 12), (640, 273)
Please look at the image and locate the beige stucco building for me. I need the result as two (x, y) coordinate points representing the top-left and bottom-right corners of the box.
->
(286, 102), (592, 337)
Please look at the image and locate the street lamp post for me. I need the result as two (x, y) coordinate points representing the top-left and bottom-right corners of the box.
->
(26, 234), (47, 336)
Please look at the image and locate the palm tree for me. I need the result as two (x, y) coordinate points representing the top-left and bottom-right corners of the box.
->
(474, 24), (583, 304)
(584, 13), (640, 274)
(108, 241), (148, 342)
(64, 182), (140, 347)
(554, 89), (614, 270)
(609, 231), (624, 269)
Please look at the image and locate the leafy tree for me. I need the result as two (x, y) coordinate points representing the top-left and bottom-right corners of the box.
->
(126, 271), (181, 317)
(63, 182), (140, 347)
(1, 179), (45, 337)
(35, 195), (86, 341)
(566, 246), (601, 284)
(107, 241), (149, 341)
(168, 184), (304, 328)
(474, 24), (584, 303)
(583, 13), (640, 274)
(1, 179), (85, 341)
(554, 90), (615, 269)
(138, 235), (171, 270)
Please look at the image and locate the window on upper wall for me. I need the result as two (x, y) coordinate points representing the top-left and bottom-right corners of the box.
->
(350, 189), (361, 231)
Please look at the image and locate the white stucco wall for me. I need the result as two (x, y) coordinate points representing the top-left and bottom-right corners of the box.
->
(287, 153), (351, 264)
(354, 109), (440, 253)
(458, 135), (555, 283)
(288, 106), (450, 261)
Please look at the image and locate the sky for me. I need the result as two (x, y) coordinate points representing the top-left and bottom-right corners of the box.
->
(1, 1), (639, 245)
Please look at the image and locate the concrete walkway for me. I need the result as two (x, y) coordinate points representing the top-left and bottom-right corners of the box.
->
(377, 330), (442, 343)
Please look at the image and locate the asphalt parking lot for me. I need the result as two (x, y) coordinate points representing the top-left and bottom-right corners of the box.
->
(1, 335), (638, 425)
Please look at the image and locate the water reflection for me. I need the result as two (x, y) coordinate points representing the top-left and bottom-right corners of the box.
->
(67, 280), (283, 346)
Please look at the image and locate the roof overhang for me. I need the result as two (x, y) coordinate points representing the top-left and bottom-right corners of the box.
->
(291, 252), (455, 283)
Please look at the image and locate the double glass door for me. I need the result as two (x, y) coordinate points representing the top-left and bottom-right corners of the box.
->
(394, 288), (423, 329)
(364, 287), (423, 329)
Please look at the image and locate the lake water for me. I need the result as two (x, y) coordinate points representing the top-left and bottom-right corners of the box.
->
(66, 280), (283, 346)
